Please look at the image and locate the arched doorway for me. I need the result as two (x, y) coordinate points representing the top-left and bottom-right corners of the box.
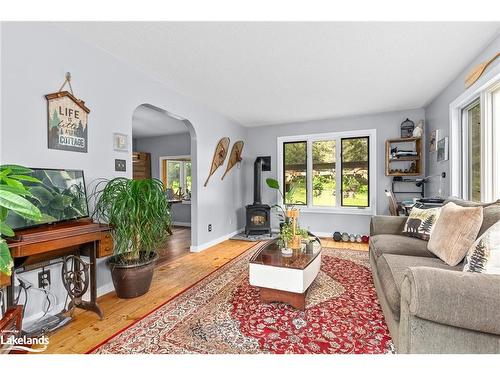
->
(131, 104), (197, 262)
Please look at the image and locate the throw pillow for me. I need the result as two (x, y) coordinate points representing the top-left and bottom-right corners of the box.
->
(463, 220), (500, 274)
(402, 206), (441, 241)
(428, 202), (483, 266)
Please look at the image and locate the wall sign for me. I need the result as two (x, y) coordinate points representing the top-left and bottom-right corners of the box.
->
(46, 91), (90, 153)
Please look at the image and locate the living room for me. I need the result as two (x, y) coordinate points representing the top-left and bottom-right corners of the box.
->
(1, 1), (500, 372)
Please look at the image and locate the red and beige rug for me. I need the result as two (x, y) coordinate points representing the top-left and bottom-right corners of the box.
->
(89, 247), (394, 354)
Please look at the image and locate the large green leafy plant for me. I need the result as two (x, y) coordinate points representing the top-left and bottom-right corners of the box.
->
(0, 165), (42, 276)
(91, 178), (171, 264)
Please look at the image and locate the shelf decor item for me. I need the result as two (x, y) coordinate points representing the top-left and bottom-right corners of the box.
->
(341, 232), (349, 242)
(204, 137), (230, 186)
(400, 118), (415, 138)
(361, 235), (369, 243)
(412, 120), (424, 138)
(333, 231), (342, 241)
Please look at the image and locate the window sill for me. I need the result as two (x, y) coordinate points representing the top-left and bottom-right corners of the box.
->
(296, 207), (375, 216)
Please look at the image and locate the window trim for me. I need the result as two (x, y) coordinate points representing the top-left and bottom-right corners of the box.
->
(449, 65), (500, 201)
(277, 129), (377, 215)
(340, 136), (370, 208)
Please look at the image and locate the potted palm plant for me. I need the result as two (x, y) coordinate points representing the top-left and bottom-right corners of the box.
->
(0, 165), (43, 277)
(91, 178), (171, 299)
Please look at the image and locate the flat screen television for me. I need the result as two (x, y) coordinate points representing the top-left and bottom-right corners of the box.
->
(5, 168), (89, 231)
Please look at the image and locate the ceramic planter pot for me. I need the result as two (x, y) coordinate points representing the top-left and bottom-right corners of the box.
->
(108, 252), (158, 299)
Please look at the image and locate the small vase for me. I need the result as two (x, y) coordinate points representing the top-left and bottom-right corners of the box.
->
(306, 241), (314, 254)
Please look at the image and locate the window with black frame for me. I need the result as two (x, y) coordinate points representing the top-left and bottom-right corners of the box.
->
(341, 137), (369, 207)
(283, 141), (307, 205)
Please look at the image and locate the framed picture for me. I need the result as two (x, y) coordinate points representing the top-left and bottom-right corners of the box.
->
(46, 91), (90, 153)
(429, 129), (439, 153)
(437, 137), (449, 162)
(113, 133), (129, 152)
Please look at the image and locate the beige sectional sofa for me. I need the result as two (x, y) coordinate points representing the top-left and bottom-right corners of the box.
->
(369, 198), (500, 353)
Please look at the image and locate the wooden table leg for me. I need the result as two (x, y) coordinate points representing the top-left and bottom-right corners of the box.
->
(260, 287), (306, 310)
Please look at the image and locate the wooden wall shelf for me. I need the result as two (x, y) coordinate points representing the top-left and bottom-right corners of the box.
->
(385, 137), (422, 176)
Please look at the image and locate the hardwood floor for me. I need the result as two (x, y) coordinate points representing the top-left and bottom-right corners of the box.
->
(38, 237), (368, 354)
(157, 226), (191, 264)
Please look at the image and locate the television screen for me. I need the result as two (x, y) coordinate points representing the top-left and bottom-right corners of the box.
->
(5, 168), (89, 231)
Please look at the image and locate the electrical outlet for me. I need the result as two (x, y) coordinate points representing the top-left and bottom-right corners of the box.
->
(208, 224), (212, 232)
(38, 269), (51, 288)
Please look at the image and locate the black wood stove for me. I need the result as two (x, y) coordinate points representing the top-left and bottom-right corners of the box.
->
(245, 157), (272, 236)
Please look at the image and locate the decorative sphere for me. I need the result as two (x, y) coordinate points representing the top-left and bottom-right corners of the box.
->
(361, 235), (369, 243)
(355, 234), (362, 242)
(349, 234), (356, 242)
(333, 232), (342, 241)
(341, 232), (349, 242)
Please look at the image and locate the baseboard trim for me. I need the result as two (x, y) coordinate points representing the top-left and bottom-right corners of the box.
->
(310, 231), (333, 238)
(190, 228), (243, 253)
(172, 221), (191, 227)
(97, 282), (115, 298)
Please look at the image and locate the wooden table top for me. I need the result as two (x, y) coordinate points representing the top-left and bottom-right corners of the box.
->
(249, 237), (322, 270)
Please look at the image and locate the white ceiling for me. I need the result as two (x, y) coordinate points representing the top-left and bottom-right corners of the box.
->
(132, 104), (189, 137)
(59, 22), (500, 127)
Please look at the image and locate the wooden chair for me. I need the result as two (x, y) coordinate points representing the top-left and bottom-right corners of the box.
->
(385, 190), (404, 216)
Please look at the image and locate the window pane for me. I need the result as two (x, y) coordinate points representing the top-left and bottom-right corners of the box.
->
(167, 160), (181, 194)
(185, 161), (192, 194)
(312, 140), (336, 206)
(468, 102), (481, 202)
(341, 137), (369, 207)
(283, 141), (307, 205)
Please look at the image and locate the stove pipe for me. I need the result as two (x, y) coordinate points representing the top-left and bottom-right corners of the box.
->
(253, 158), (263, 204)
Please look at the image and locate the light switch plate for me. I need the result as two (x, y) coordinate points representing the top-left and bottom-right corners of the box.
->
(115, 159), (126, 172)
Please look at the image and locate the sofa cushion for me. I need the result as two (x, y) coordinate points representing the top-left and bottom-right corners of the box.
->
(480, 203), (500, 237)
(376, 254), (460, 318)
(428, 202), (483, 266)
(370, 234), (434, 259)
(402, 206), (441, 241)
(445, 198), (500, 238)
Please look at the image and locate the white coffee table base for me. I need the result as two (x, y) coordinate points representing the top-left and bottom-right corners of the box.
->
(249, 253), (321, 310)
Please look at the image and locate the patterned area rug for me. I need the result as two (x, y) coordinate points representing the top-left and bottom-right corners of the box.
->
(90, 247), (394, 354)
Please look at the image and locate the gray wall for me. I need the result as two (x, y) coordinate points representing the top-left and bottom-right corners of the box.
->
(134, 133), (191, 179)
(134, 133), (192, 224)
(425, 33), (500, 198)
(1, 22), (246, 322)
(244, 108), (425, 235)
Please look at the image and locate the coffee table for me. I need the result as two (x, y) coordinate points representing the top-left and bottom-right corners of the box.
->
(249, 237), (322, 310)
